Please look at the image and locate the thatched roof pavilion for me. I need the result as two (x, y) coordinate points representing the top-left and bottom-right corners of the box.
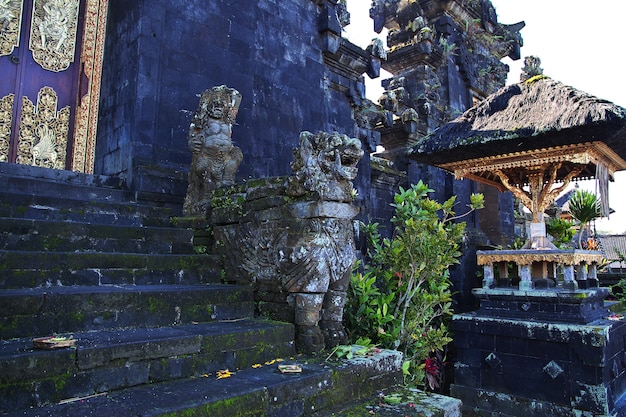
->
(408, 76), (626, 226)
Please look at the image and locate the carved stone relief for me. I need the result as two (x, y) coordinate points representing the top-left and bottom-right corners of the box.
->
(17, 86), (69, 169)
(29, 0), (80, 72)
(0, 0), (24, 56)
(0, 94), (14, 162)
(287, 131), (364, 202)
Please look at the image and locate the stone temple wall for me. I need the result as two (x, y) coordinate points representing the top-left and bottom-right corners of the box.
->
(97, 0), (371, 200)
(95, 0), (519, 312)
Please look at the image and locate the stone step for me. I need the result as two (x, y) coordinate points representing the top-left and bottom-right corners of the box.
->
(0, 189), (178, 227)
(0, 318), (296, 414)
(0, 163), (181, 227)
(0, 218), (196, 254)
(0, 284), (250, 339)
(334, 387), (463, 416)
(2, 346), (403, 417)
(0, 163), (129, 200)
(0, 251), (222, 289)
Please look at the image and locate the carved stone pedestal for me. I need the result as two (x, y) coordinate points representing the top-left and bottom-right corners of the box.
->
(211, 178), (358, 354)
(452, 282), (626, 415)
(452, 307), (626, 417)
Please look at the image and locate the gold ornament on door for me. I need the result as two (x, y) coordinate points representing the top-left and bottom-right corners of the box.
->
(0, 94), (15, 162)
(0, 0), (24, 56)
(17, 86), (69, 169)
(29, 0), (80, 72)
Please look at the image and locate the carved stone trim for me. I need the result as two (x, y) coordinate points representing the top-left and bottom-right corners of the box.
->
(29, 0), (80, 72)
(0, 94), (15, 162)
(17, 86), (70, 169)
(0, 0), (24, 56)
(70, 0), (108, 172)
(476, 249), (604, 266)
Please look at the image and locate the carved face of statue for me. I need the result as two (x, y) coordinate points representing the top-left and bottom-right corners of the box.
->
(319, 136), (364, 181)
(208, 99), (226, 120)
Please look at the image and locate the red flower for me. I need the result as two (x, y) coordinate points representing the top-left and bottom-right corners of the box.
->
(424, 356), (438, 375)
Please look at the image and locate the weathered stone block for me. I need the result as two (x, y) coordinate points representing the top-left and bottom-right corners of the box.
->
(452, 313), (626, 416)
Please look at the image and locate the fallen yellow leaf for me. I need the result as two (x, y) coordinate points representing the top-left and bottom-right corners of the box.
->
(216, 369), (233, 379)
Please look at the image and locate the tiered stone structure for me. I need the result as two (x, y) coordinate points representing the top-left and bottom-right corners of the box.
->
(367, 0), (523, 310)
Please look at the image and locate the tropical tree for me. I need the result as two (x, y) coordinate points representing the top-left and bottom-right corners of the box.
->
(567, 189), (602, 249)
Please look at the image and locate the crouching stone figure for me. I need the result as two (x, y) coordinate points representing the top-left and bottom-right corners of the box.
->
(211, 131), (364, 353)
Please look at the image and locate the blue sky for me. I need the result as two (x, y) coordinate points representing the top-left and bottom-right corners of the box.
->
(345, 1), (626, 234)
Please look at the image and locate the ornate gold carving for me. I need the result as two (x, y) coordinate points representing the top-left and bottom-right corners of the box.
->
(70, 0), (107, 172)
(29, 0), (80, 72)
(0, 0), (23, 56)
(440, 142), (626, 180)
(476, 250), (604, 266)
(17, 86), (70, 169)
(0, 93), (14, 162)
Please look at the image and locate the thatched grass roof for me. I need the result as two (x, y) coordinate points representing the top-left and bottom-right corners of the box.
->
(408, 76), (626, 164)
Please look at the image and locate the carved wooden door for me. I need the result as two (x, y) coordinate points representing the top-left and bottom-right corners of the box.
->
(0, 0), (108, 173)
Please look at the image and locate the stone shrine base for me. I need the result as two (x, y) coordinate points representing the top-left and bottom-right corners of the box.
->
(472, 287), (610, 324)
(452, 289), (626, 416)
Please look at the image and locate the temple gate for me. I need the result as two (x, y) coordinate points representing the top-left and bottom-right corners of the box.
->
(0, 0), (108, 172)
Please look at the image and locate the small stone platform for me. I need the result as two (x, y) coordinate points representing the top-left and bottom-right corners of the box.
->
(472, 287), (610, 324)
(477, 249), (604, 291)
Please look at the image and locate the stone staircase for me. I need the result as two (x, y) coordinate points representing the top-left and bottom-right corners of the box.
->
(0, 164), (444, 417)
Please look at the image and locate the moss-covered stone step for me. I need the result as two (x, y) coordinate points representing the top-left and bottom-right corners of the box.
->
(0, 218), (196, 254)
(0, 318), (295, 414)
(0, 284), (251, 339)
(2, 347), (403, 417)
(0, 164), (131, 203)
(332, 387), (462, 416)
(0, 190), (178, 227)
(0, 251), (223, 289)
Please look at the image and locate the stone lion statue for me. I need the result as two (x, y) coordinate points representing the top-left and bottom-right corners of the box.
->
(183, 85), (243, 216)
(212, 131), (364, 353)
(287, 131), (364, 202)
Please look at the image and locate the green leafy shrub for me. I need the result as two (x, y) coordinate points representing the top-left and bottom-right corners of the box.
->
(545, 217), (575, 249)
(568, 189), (602, 249)
(345, 181), (483, 389)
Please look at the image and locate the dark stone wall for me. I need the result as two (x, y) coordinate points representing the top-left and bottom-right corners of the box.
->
(97, 0), (365, 194)
(95, 0), (517, 312)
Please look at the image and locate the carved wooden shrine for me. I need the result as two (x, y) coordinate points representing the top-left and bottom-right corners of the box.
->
(410, 76), (626, 291)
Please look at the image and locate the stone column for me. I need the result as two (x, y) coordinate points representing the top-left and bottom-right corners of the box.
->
(562, 264), (578, 291)
(588, 263), (599, 288)
(483, 264), (495, 289)
(519, 264), (534, 290)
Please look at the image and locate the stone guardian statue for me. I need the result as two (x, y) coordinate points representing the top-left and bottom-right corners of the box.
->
(183, 85), (243, 216)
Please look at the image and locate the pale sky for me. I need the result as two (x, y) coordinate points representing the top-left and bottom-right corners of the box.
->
(345, 1), (626, 234)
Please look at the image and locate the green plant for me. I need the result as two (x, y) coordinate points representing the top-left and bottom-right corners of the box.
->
(616, 249), (626, 274)
(344, 181), (483, 389)
(325, 337), (377, 361)
(568, 190), (602, 249)
(612, 278), (626, 302)
(545, 217), (575, 249)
